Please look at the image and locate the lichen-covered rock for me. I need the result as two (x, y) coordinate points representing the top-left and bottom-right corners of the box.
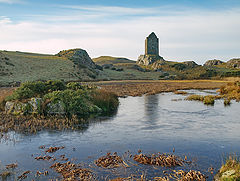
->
(204, 59), (224, 66)
(56, 48), (96, 69)
(227, 58), (240, 69)
(46, 101), (66, 115)
(183, 61), (198, 68)
(137, 55), (165, 66)
(5, 101), (28, 115)
(28, 98), (42, 114)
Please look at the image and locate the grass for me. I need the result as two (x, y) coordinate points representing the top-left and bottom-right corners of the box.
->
(219, 82), (240, 101)
(216, 156), (240, 181)
(93, 56), (135, 65)
(0, 50), (98, 86)
(97, 80), (228, 97)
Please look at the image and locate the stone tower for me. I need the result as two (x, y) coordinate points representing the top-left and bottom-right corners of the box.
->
(137, 32), (164, 66)
(145, 32), (159, 56)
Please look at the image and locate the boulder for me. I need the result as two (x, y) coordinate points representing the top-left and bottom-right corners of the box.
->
(28, 98), (42, 114)
(5, 98), (42, 115)
(137, 55), (165, 66)
(5, 101), (28, 115)
(56, 49), (96, 69)
(204, 59), (224, 66)
(46, 100), (66, 115)
(227, 58), (240, 69)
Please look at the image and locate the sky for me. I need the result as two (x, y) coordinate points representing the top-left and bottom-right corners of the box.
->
(0, 0), (240, 64)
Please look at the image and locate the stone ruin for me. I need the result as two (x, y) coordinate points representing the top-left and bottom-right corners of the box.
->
(137, 32), (164, 65)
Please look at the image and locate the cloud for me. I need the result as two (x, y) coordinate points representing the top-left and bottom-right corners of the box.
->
(0, 0), (23, 4)
(0, 7), (240, 64)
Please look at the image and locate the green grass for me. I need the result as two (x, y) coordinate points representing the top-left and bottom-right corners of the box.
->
(0, 50), (97, 86)
(92, 56), (135, 65)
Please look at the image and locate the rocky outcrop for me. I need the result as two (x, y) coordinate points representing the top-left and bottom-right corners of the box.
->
(204, 59), (224, 66)
(137, 55), (165, 66)
(56, 49), (96, 69)
(45, 100), (66, 115)
(183, 61), (198, 68)
(227, 58), (240, 69)
(5, 98), (42, 115)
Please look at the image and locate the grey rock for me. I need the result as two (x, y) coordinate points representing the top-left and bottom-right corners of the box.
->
(46, 101), (66, 115)
(137, 55), (164, 66)
(57, 48), (96, 69)
(204, 59), (224, 66)
(5, 101), (28, 115)
(227, 58), (240, 69)
(183, 61), (198, 68)
(28, 98), (42, 114)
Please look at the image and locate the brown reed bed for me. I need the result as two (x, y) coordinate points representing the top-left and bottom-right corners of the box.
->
(174, 170), (206, 181)
(95, 152), (129, 168)
(97, 80), (228, 97)
(50, 161), (94, 181)
(133, 153), (184, 167)
(0, 112), (87, 136)
(45, 146), (65, 153)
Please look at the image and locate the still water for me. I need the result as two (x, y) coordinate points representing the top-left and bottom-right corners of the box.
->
(0, 89), (240, 180)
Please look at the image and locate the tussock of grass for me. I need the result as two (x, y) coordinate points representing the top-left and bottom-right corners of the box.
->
(217, 156), (240, 180)
(174, 90), (188, 95)
(185, 95), (204, 101)
(219, 82), (240, 101)
(203, 95), (215, 105)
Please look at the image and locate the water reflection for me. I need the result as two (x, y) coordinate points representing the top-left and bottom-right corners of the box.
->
(144, 95), (159, 127)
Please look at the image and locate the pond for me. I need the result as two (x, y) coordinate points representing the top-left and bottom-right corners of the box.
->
(0, 89), (240, 180)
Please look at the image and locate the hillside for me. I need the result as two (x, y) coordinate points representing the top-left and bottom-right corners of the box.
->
(93, 56), (135, 65)
(0, 50), (99, 86)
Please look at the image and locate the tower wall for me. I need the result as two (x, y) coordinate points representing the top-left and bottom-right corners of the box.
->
(145, 33), (159, 56)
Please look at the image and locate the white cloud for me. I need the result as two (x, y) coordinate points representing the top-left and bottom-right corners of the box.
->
(0, 0), (23, 4)
(0, 7), (240, 64)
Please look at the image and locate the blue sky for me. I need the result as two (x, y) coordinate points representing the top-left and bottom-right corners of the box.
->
(0, 0), (240, 64)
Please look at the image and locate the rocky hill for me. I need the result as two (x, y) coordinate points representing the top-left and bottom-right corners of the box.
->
(57, 49), (97, 69)
(0, 49), (101, 86)
(227, 58), (240, 69)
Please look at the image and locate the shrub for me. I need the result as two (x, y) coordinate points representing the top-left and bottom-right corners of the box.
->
(66, 82), (95, 91)
(43, 89), (92, 117)
(45, 80), (66, 92)
(6, 80), (66, 101)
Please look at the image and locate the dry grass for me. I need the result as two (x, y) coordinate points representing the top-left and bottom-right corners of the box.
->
(97, 80), (228, 97)
(95, 152), (128, 168)
(215, 156), (240, 181)
(50, 161), (93, 181)
(0, 87), (15, 111)
(133, 153), (184, 167)
(0, 112), (87, 135)
(219, 82), (240, 101)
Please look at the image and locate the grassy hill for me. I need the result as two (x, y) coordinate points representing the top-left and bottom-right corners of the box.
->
(0, 50), (98, 86)
(93, 56), (135, 65)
